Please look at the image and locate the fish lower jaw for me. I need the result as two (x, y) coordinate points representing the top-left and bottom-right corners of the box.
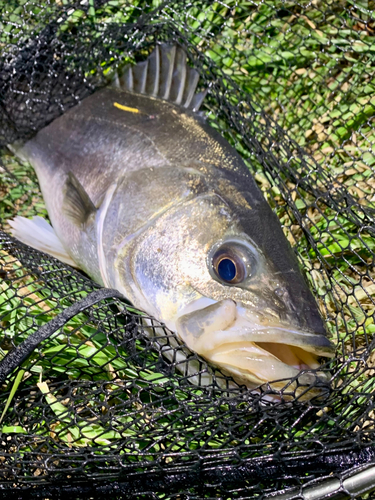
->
(203, 340), (330, 392)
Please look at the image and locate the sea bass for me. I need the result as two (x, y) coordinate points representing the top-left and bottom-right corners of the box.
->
(9, 44), (335, 395)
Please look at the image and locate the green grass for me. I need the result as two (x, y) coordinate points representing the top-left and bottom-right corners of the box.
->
(0, 0), (375, 493)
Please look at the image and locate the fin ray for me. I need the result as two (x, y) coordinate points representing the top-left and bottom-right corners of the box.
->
(159, 44), (176, 100)
(8, 216), (77, 267)
(132, 59), (148, 94)
(182, 67), (200, 108)
(169, 47), (187, 105)
(115, 44), (206, 112)
(112, 71), (120, 89)
(190, 90), (208, 112)
(145, 45), (160, 96)
(119, 66), (133, 92)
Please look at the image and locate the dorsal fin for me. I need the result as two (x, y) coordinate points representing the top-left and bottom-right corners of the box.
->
(113, 44), (206, 112)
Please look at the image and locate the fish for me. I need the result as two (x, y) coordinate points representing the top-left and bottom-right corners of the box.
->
(8, 44), (335, 397)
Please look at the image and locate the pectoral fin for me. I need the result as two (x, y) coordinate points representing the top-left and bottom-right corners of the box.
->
(63, 172), (96, 227)
(8, 216), (77, 267)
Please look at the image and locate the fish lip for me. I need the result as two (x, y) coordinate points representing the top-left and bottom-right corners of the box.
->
(246, 326), (335, 356)
(261, 372), (332, 402)
(206, 339), (333, 396)
(193, 324), (336, 360)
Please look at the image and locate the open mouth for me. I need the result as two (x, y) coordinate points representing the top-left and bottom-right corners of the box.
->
(174, 298), (335, 393)
(207, 341), (331, 388)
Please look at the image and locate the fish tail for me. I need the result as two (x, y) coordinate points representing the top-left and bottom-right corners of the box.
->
(112, 44), (207, 112)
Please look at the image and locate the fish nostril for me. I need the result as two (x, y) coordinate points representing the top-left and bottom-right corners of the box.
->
(275, 287), (286, 298)
(273, 287), (289, 310)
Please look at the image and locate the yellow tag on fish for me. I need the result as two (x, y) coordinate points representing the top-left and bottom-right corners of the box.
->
(113, 102), (140, 113)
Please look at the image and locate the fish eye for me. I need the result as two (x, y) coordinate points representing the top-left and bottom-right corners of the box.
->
(217, 258), (237, 282)
(210, 240), (255, 285)
(214, 254), (245, 284)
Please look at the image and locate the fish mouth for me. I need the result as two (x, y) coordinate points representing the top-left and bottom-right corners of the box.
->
(174, 299), (335, 396)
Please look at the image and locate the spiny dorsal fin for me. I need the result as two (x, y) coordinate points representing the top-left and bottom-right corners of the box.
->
(63, 172), (96, 227)
(114, 44), (206, 112)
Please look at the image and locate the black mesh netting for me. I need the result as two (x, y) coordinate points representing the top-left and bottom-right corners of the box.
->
(1, 1), (375, 498)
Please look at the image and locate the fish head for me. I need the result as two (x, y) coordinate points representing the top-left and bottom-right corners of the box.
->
(174, 231), (335, 394)
(109, 168), (335, 396)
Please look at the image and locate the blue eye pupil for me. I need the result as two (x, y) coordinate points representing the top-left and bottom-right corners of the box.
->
(217, 258), (236, 282)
